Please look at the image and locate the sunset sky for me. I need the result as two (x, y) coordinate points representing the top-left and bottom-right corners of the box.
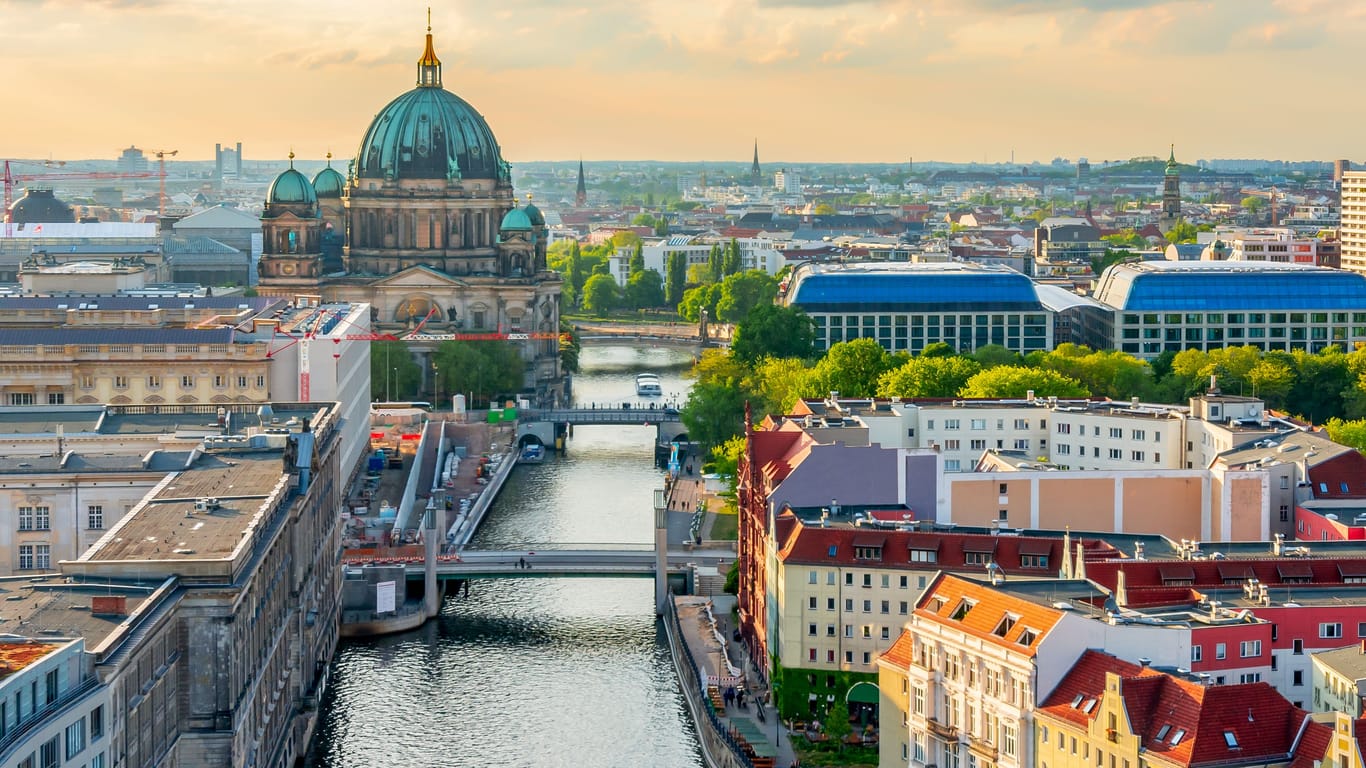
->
(2, 0), (1361, 164)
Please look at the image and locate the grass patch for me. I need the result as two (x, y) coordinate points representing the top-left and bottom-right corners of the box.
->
(708, 508), (738, 541)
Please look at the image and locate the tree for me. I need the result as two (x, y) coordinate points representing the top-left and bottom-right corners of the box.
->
(370, 341), (423, 401)
(686, 263), (712, 286)
(808, 338), (901, 398)
(630, 212), (655, 227)
(628, 241), (645, 276)
(1288, 347), (1352, 423)
(959, 366), (1089, 399)
(1326, 418), (1366, 451)
(625, 269), (665, 309)
(678, 284), (721, 324)
(970, 344), (1023, 369)
(748, 356), (818, 415)
(1247, 358), (1295, 408)
(722, 238), (743, 277)
(715, 270), (779, 324)
(654, 216), (670, 237)
(582, 273), (619, 317)
(433, 340), (525, 408)
(877, 356), (982, 398)
(682, 379), (748, 448)
(731, 304), (816, 363)
(1165, 217), (1199, 244)
(813, 203), (837, 215)
(567, 241), (586, 298)
(558, 319), (581, 374)
(664, 252), (688, 307)
(1101, 229), (1147, 249)
(707, 243), (723, 283)
(825, 697), (853, 751)
(919, 342), (956, 358)
(1242, 196), (1267, 213)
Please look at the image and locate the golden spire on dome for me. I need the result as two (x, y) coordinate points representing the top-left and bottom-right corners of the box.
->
(288, 149), (295, 168)
(417, 8), (443, 87)
(326, 151), (333, 166)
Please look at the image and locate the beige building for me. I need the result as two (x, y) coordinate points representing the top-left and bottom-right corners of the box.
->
(1311, 644), (1366, 717)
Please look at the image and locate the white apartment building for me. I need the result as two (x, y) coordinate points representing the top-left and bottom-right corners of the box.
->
(1342, 171), (1366, 274)
(610, 235), (785, 286)
(0, 638), (111, 768)
(1208, 227), (1325, 265)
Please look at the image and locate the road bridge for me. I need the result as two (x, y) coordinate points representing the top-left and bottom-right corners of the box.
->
(340, 544), (732, 581)
(516, 407), (688, 449)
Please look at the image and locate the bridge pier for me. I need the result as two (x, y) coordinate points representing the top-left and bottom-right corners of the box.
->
(654, 488), (669, 615)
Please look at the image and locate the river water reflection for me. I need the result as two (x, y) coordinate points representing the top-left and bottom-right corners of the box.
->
(306, 345), (706, 768)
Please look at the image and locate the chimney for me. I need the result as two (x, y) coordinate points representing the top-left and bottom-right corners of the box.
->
(91, 595), (127, 617)
(1115, 569), (1128, 607)
(1209, 375), (1220, 395)
(1139, 657), (1151, 668)
(1360, 639), (1365, 655)
(1026, 390), (1035, 403)
(1134, 541), (1145, 560)
(1273, 533), (1284, 557)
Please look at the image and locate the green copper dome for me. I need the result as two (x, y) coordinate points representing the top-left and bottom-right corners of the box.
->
(268, 161), (317, 206)
(313, 164), (345, 198)
(500, 207), (532, 231)
(354, 87), (506, 182)
(523, 201), (544, 227)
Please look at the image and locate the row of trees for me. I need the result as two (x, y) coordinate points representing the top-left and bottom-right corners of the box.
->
(681, 311), (1366, 455)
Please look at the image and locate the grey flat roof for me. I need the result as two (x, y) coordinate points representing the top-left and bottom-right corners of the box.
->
(0, 579), (153, 645)
(1313, 644), (1366, 680)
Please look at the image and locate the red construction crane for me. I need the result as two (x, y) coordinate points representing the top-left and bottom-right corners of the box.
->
(3, 159), (157, 235)
(145, 149), (178, 217)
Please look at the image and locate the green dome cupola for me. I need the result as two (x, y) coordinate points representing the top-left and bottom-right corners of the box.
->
(313, 152), (345, 198)
(522, 193), (545, 227)
(500, 206), (532, 232)
(268, 151), (317, 206)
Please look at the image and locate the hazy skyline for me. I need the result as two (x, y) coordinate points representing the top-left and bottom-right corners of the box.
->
(2, 0), (1361, 165)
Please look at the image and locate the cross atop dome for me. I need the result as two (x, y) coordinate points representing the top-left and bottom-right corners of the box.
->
(418, 9), (442, 88)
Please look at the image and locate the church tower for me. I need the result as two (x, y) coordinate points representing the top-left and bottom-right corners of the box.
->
(575, 159), (587, 207)
(1161, 144), (1182, 230)
(750, 139), (761, 185)
(258, 152), (325, 296)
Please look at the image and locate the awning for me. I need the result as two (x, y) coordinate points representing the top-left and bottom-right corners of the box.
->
(1158, 565), (1195, 582)
(1018, 540), (1053, 556)
(963, 540), (998, 554)
(852, 535), (887, 549)
(1278, 563), (1313, 579)
(848, 681), (881, 705)
(1339, 561), (1366, 578)
(1217, 563), (1255, 581)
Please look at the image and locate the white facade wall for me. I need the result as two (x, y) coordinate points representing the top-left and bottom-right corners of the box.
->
(1047, 409), (1183, 470)
(1338, 171), (1366, 275)
(0, 474), (162, 576)
(0, 640), (111, 768)
(910, 405), (1051, 473)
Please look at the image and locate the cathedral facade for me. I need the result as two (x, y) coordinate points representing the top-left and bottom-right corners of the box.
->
(258, 24), (562, 405)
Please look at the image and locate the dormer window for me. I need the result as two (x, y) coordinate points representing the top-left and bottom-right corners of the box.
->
(993, 615), (1018, 637)
(855, 545), (883, 560)
(1016, 627), (1038, 646)
(951, 599), (975, 621)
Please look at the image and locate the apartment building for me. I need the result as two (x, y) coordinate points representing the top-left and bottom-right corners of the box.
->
(1311, 644), (1366, 717)
(0, 638), (111, 768)
(768, 514), (1076, 718)
(1033, 650), (1310, 768)
(1341, 171), (1366, 275)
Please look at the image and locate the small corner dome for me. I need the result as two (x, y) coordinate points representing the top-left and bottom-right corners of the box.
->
(500, 207), (532, 231)
(312, 165), (345, 198)
(523, 201), (545, 227)
(268, 166), (317, 206)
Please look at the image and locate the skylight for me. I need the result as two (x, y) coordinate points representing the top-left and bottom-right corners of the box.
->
(1081, 699), (1098, 714)
(1071, 694), (1085, 708)
(1170, 729), (1186, 746)
(1156, 725), (1171, 741)
(1223, 731), (1238, 749)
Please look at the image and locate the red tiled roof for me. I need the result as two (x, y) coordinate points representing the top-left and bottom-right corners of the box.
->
(1038, 650), (1308, 767)
(1290, 719), (1332, 768)
(1308, 451), (1366, 498)
(879, 630), (914, 668)
(1088, 557), (1366, 607)
(913, 574), (1064, 656)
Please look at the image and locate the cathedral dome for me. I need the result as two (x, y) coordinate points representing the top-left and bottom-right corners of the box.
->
(353, 30), (505, 182)
(268, 154), (317, 206)
(313, 155), (345, 198)
(500, 207), (532, 231)
(523, 196), (545, 227)
(7, 189), (75, 225)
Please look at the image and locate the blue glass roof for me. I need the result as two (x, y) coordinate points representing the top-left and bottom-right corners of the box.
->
(790, 270), (1043, 312)
(1097, 264), (1366, 311)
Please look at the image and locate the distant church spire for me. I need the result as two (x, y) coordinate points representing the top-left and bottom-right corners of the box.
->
(575, 158), (587, 207)
(750, 139), (761, 182)
(417, 9), (443, 88)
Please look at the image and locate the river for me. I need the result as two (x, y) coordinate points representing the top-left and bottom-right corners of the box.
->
(306, 344), (706, 768)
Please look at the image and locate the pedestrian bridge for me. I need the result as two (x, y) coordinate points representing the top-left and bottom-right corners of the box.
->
(517, 407), (688, 447)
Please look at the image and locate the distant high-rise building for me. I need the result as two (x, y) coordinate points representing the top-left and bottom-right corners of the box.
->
(1341, 171), (1366, 274)
(1160, 145), (1182, 232)
(774, 168), (800, 194)
(1335, 159), (1353, 187)
(215, 142), (243, 179)
(750, 139), (761, 185)
(116, 146), (148, 173)
(575, 158), (587, 207)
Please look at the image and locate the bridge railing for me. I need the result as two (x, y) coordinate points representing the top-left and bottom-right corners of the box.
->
(461, 542), (655, 552)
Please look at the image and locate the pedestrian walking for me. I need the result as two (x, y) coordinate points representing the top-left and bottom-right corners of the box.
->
(518, 557), (526, 569)
(724, 686), (735, 707)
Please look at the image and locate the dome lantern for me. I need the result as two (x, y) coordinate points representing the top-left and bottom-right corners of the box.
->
(267, 150), (318, 207)
(418, 9), (442, 88)
(313, 152), (345, 199)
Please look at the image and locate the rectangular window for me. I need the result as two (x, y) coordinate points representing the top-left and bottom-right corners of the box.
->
(9, 392), (34, 406)
(944, 439), (960, 450)
(1002, 723), (1017, 757)
(238, 375), (248, 388)
(148, 375), (161, 388)
(1191, 645), (1202, 662)
(40, 737), (59, 768)
(808, 596), (817, 610)
(1215, 643), (1226, 660)
(1240, 640), (1261, 658)
(114, 375), (129, 389)
(65, 720), (86, 760)
(181, 375), (195, 388)
(87, 505), (104, 530)
(213, 375), (224, 388)
(1322, 623), (1343, 639)
(808, 623), (817, 636)
(971, 419), (986, 430)
(47, 393), (65, 405)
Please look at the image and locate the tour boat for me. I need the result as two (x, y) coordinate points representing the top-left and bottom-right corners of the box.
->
(519, 443), (545, 464)
(635, 373), (663, 397)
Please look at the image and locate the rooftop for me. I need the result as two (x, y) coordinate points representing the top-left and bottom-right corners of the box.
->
(0, 578), (154, 648)
(1093, 260), (1366, 311)
(1312, 643), (1366, 680)
(785, 261), (1045, 312)
(0, 641), (59, 680)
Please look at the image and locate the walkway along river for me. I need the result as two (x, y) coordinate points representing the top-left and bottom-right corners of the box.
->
(306, 345), (707, 767)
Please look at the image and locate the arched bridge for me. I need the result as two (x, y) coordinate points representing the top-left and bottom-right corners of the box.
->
(517, 407), (688, 448)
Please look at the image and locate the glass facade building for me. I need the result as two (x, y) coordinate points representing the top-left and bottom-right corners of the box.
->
(783, 263), (1052, 354)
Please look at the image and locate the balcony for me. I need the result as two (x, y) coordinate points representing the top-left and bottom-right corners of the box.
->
(968, 734), (998, 761)
(926, 716), (959, 741)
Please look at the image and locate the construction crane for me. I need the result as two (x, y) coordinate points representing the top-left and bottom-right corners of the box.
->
(2, 159), (156, 236)
(145, 149), (178, 217)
